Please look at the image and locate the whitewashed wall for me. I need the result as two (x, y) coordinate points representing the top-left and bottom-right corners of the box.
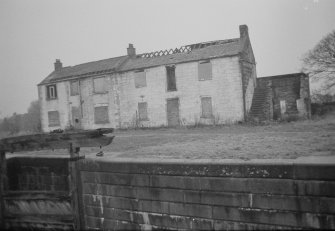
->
(40, 56), (245, 132)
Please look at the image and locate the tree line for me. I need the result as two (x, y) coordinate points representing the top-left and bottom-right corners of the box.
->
(0, 100), (41, 136)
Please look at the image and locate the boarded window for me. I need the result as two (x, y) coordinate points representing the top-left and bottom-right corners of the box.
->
(46, 85), (57, 100)
(198, 61), (212, 81)
(280, 100), (286, 115)
(138, 102), (148, 121)
(48, 111), (60, 127)
(134, 70), (146, 88)
(94, 106), (109, 124)
(166, 66), (176, 91)
(201, 97), (213, 118)
(70, 81), (79, 96)
(93, 77), (108, 93)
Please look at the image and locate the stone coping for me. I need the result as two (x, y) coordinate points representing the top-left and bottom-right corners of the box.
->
(5, 151), (335, 165)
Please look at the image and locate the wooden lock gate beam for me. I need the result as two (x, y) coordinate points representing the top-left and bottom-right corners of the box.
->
(0, 128), (115, 153)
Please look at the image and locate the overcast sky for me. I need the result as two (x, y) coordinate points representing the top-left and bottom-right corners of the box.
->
(0, 0), (334, 117)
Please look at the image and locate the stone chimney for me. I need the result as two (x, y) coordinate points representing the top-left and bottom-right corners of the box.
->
(127, 44), (136, 57)
(239, 25), (249, 38)
(54, 59), (62, 72)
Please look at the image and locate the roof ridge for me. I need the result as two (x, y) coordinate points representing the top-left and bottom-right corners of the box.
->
(139, 38), (240, 59)
(187, 38), (239, 46)
(66, 55), (128, 68)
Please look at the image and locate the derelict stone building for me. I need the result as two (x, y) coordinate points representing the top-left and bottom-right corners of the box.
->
(249, 73), (311, 121)
(38, 25), (310, 132)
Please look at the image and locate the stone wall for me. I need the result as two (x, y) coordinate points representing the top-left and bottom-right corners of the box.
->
(39, 81), (72, 132)
(40, 56), (245, 132)
(239, 33), (257, 117)
(78, 159), (335, 230)
(255, 73), (311, 120)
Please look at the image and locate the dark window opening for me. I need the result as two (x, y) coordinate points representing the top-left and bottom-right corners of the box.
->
(166, 66), (176, 91)
(46, 85), (57, 100)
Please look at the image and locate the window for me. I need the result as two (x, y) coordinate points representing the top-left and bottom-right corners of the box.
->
(201, 97), (213, 118)
(94, 106), (109, 124)
(138, 102), (148, 121)
(134, 70), (146, 88)
(93, 77), (108, 94)
(166, 66), (176, 91)
(46, 85), (57, 100)
(198, 61), (212, 81)
(70, 80), (79, 96)
(48, 111), (60, 127)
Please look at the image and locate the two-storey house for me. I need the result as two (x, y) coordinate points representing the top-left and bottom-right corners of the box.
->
(38, 25), (257, 131)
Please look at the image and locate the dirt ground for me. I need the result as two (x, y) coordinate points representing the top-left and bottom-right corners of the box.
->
(6, 114), (335, 160)
(79, 115), (335, 160)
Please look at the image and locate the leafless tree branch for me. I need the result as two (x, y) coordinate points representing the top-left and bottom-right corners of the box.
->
(302, 30), (335, 90)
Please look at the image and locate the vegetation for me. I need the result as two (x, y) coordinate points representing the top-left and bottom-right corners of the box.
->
(311, 91), (335, 104)
(0, 100), (41, 137)
(302, 30), (335, 91)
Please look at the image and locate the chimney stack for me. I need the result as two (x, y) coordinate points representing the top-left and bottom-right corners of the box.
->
(54, 59), (62, 72)
(127, 44), (136, 57)
(239, 25), (249, 38)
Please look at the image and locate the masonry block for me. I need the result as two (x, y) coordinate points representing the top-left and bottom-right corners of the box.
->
(138, 200), (169, 214)
(168, 202), (212, 219)
(300, 180), (335, 197)
(81, 171), (150, 186)
(83, 183), (137, 198)
(136, 187), (184, 202)
(150, 175), (202, 190)
(85, 215), (103, 229)
(200, 191), (249, 207)
(294, 164), (335, 180)
(103, 219), (140, 230)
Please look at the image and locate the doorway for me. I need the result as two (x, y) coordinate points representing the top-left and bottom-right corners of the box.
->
(167, 98), (180, 127)
(71, 106), (81, 129)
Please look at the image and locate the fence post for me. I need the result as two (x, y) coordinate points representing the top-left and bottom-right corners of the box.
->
(0, 151), (7, 229)
(69, 143), (84, 230)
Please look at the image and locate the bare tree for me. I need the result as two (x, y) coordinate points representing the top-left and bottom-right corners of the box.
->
(302, 30), (335, 91)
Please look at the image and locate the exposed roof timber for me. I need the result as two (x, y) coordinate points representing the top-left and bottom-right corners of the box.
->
(140, 39), (237, 59)
(39, 37), (242, 85)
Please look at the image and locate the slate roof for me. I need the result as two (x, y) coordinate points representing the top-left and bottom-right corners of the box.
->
(39, 56), (129, 85)
(39, 38), (242, 85)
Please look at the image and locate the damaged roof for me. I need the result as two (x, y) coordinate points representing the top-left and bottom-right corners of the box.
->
(120, 39), (241, 71)
(39, 38), (242, 85)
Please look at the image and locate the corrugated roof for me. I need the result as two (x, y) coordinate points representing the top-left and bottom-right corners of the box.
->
(39, 38), (242, 85)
